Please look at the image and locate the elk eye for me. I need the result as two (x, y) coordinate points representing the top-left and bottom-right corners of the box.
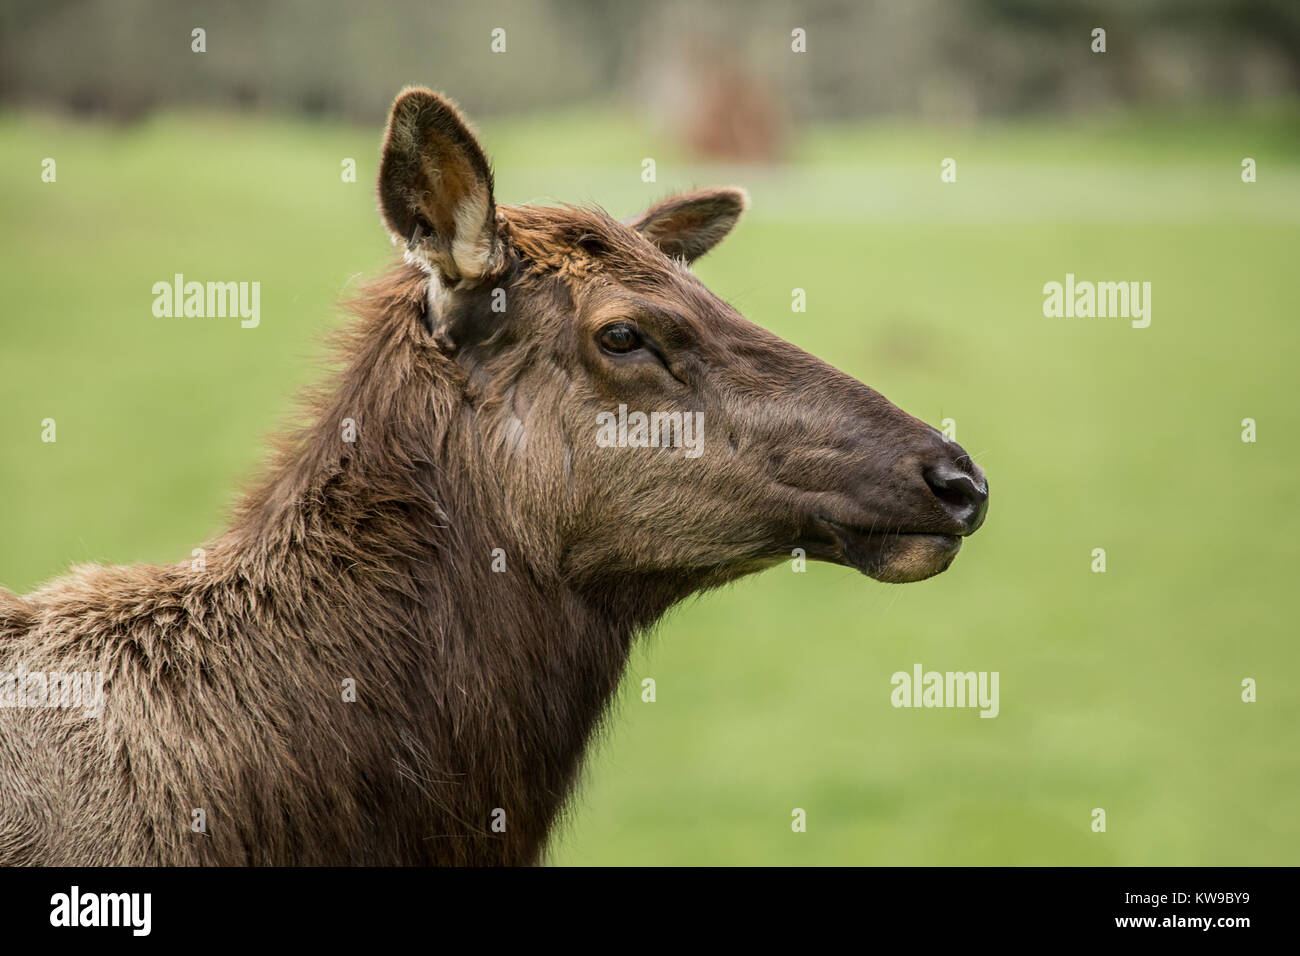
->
(597, 323), (642, 355)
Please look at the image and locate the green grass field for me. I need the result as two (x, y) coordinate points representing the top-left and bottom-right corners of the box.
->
(2, 105), (1297, 864)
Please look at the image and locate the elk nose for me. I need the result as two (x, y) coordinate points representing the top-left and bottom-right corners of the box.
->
(922, 461), (989, 533)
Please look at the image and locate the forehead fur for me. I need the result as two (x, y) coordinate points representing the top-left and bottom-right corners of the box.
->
(499, 204), (686, 286)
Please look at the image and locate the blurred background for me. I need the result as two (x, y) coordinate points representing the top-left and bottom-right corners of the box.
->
(1, 0), (1298, 864)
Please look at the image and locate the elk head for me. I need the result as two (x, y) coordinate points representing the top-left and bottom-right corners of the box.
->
(376, 88), (987, 603)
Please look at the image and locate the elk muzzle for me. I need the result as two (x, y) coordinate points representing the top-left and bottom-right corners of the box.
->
(801, 431), (988, 584)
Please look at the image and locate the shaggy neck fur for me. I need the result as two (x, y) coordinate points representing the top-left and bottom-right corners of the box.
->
(217, 262), (647, 864)
(1, 262), (663, 866)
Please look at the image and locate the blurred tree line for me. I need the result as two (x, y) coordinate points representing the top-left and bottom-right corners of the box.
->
(1, 0), (1294, 142)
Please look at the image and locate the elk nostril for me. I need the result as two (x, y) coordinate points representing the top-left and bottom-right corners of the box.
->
(922, 463), (989, 530)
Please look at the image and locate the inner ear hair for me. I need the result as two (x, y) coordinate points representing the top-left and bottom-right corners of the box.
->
(628, 187), (749, 263)
(377, 87), (502, 284)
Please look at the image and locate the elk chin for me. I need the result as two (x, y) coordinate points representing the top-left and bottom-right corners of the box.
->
(818, 518), (962, 583)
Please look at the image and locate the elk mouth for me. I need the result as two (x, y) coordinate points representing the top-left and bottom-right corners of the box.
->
(813, 516), (963, 584)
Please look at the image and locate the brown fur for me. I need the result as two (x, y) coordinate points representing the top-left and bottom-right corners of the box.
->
(0, 89), (986, 866)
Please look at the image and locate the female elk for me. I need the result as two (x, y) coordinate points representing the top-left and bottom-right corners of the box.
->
(0, 88), (986, 865)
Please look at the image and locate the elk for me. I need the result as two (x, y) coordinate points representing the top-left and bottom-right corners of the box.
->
(0, 88), (988, 866)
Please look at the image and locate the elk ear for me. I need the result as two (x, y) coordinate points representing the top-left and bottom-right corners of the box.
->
(627, 187), (748, 263)
(377, 87), (501, 284)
